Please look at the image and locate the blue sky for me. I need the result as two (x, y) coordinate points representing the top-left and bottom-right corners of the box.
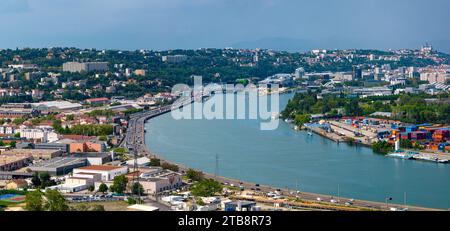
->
(1, 0), (450, 52)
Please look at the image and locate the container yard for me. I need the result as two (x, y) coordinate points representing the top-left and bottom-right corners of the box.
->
(304, 117), (450, 162)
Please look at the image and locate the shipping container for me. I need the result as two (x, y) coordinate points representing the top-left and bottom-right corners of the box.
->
(406, 126), (418, 133)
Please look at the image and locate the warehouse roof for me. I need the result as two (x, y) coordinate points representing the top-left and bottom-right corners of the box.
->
(32, 101), (82, 110)
(30, 157), (86, 168)
(76, 165), (124, 171)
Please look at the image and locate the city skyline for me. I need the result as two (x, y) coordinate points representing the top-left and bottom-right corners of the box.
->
(1, 0), (450, 52)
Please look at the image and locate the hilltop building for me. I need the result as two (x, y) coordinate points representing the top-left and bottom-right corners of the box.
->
(63, 62), (109, 73)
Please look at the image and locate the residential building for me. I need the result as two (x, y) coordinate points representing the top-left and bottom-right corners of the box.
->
(334, 72), (354, 81)
(63, 62), (109, 73)
(294, 67), (305, 79)
(420, 71), (449, 84)
(16, 128), (59, 143)
(69, 141), (106, 153)
(353, 66), (363, 80)
(0, 126), (17, 135)
(126, 167), (182, 194)
(162, 55), (187, 63)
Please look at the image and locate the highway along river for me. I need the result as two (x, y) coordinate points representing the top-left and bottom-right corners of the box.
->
(145, 93), (450, 209)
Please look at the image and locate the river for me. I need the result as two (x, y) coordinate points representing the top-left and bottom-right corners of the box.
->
(145, 93), (450, 209)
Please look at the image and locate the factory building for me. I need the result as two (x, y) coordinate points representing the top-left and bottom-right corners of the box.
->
(28, 157), (87, 176)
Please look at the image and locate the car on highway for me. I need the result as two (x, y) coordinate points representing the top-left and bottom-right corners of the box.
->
(267, 192), (277, 197)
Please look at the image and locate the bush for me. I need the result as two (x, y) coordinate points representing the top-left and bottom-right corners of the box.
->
(99, 136), (108, 141)
(98, 183), (108, 193)
(127, 197), (137, 205)
(110, 175), (128, 194)
(191, 179), (223, 197)
(131, 182), (144, 195)
(372, 141), (394, 155)
(25, 190), (44, 211)
(186, 169), (204, 182)
(150, 158), (161, 166)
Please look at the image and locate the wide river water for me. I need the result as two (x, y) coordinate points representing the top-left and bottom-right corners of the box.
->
(145, 93), (450, 209)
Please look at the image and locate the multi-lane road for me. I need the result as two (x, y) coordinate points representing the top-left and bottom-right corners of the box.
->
(121, 105), (172, 155)
(121, 95), (201, 156)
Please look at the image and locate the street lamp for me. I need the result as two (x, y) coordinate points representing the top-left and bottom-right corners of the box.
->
(385, 197), (392, 209)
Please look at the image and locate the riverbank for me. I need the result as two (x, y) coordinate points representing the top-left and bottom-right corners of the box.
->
(133, 106), (440, 211)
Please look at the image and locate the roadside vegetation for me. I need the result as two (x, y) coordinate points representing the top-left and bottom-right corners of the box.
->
(190, 179), (223, 197)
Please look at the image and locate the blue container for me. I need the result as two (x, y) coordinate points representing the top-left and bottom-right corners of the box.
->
(438, 143), (449, 150)
(406, 126), (418, 133)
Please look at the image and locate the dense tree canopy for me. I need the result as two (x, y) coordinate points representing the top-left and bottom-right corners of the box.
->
(190, 179), (223, 197)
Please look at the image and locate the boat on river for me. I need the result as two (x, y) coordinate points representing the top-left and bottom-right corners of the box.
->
(386, 151), (416, 160)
